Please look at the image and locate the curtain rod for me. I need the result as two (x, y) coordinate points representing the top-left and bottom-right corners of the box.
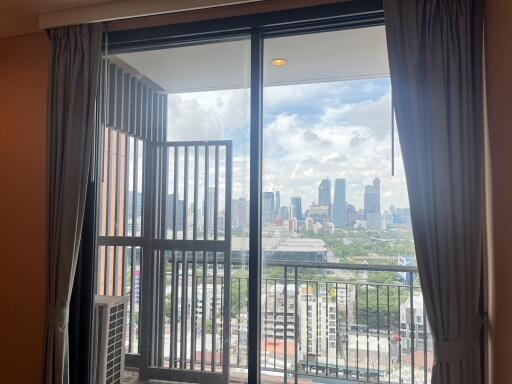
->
(103, 0), (347, 33)
(39, 0), (260, 30)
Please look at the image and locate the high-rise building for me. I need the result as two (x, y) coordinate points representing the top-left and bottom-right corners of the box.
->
(207, 187), (216, 230)
(280, 206), (290, 221)
(318, 178), (332, 219)
(262, 191), (275, 225)
(373, 177), (381, 214)
(346, 204), (357, 227)
(275, 190), (281, 218)
(333, 178), (347, 228)
(289, 217), (297, 232)
(318, 178), (331, 204)
(127, 192), (143, 235)
(290, 196), (303, 220)
(400, 295), (433, 355)
(393, 207), (412, 227)
(166, 194), (185, 233)
(232, 198), (249, 230)
(364, 177), (381, 230)
(364, 184), (377, 216)
(299, 288), (342, 359)
(364, 181), (379, 217)
(307, 205), (329, 223)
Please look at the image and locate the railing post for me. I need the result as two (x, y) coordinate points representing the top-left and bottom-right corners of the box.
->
(377, 285), (380, 379)
(387, 285), (390, 383)
(284, 266), (288, 384)
(335, 282), (339, 379)
(345, 283), (349, 380)
(355, 284), (359, 381)
(294, 267), (299, 384)
(326, 283), (329, 377)
(398, 285), (402, 382)
(409, 271), (415, 383)
(237, 278), (241, 367)
(264, 278), (268, 370)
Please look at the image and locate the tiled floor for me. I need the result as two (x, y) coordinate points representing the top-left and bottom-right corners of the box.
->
(125, 372), (194, 384)
(132, 380), (196, 384)
(134, 381), (188, 384)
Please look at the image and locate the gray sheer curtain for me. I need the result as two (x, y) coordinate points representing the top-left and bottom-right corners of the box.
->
(45, 24), (102, 384)
(384, 1), (484, 383)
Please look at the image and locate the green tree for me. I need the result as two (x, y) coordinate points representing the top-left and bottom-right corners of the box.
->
(231, 278), (248, 318)
(355, 282), (408, 329)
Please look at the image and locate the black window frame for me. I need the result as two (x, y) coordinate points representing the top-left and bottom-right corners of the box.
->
(102, 2), (385, 383)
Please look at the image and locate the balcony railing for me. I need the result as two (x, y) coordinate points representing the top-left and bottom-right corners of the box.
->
(96, 134), (429, 382)
(97, 249), (432, 384)
(233, 260), (431, 384)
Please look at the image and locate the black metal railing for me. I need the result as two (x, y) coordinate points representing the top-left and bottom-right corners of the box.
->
(98, 250), (432, 383)
(233, 260), (432, 384)
(95, 127), (430, 384)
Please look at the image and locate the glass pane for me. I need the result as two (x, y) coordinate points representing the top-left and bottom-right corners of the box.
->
(262, 26), (429, 384)
(114, 37), (251, 382)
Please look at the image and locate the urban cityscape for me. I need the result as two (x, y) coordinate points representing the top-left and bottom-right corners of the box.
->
(230, 177), (429, 383)
(122, 174), (431, 383)
(233, 176), (412, 235)
(108, 77), (433, 383)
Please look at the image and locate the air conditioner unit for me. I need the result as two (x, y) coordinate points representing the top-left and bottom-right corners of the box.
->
(93, 295), (129, 384)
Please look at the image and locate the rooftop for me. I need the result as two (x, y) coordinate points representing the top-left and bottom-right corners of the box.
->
(232, 236), (327, 253)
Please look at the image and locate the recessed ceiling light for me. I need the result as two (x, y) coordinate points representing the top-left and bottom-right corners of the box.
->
(271, 58), (288, 67)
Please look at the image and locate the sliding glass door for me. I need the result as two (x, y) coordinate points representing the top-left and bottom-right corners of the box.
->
(94, 3), (431, 383)
(98, 37), (251, 384)
(260, 27), (428, 384)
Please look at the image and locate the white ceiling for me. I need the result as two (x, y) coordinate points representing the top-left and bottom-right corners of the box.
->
(0, 0), (111, 37)
(0, 0), (261, 38)
(116, 26), (389, 93)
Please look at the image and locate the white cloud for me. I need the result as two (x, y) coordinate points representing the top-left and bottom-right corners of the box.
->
(263, 82), (350, 111)
(261, 83), (409, 209)
(321, 87), (392, 140)
(167, 89), (250, 141)
(164, 79), (410, 212)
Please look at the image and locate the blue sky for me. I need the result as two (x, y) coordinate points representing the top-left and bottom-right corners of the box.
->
(166, 77), (410, 211)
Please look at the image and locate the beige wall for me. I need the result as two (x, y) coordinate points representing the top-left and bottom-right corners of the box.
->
(0, 32), (49, 383)
(485, 0), (512, 383)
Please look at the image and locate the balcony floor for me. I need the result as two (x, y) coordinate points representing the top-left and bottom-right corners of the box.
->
(126, 371), (195, 384)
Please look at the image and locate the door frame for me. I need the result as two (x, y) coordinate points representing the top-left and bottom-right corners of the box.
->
(100, 2), (385, 383)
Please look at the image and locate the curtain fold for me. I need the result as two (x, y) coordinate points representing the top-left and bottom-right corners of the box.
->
(45, 24), (102, 384)
(383, 1), (484, 383)
(69, 178), (97, 384)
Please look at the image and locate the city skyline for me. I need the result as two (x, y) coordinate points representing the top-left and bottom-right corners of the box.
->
(162, 77), (411, 210)
(258, 175), (410, 227)
(124, 173), (410, 234)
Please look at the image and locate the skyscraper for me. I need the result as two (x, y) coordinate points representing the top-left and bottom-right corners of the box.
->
(207, 187), (216, 230)
(290, 196), (303, 220)
(262, 191), (275, 225)
(346, 204), (357, 227)
(364, 177), (381, 230)
(373, 177), (380, 214)
(318, 178), (332, 206)
(280, 206), (290, 221)
(275, 191), (281, 218)
(127, 192), (143, 235)
(333, 178), (347, 228)
(364, 178), (381, 217)
(166, 194), (185, 233)
(318, 178), (332, 219)
(232, 197), (249, 230)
